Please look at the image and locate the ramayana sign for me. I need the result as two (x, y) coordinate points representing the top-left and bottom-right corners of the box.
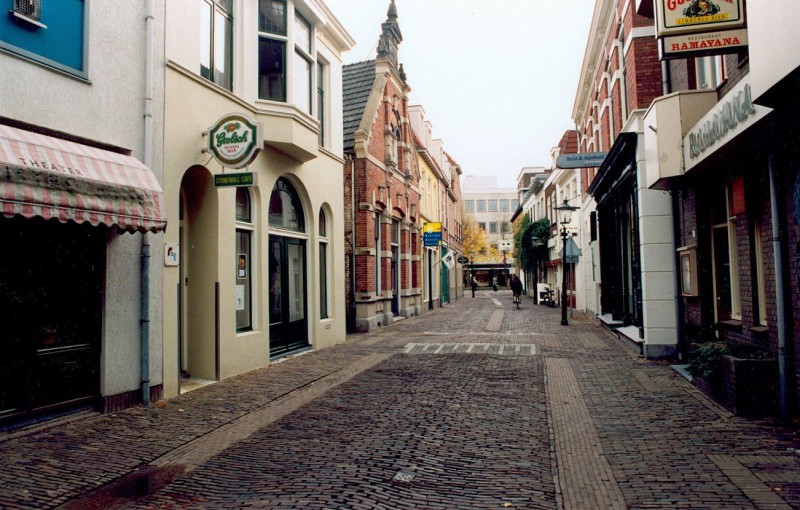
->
(207, 114), (263, 169)
(657, 0), (744, 36)
(683, 82), (772, 172)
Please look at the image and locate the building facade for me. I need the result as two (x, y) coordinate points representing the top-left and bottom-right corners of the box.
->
(643, 0), (800, 415)
(343, 2), (423, 332)
(572, 0), (674, 357)
(161, 0), (353, 397)
(0, 0), (168, 423)
(462, 176), (518, 286)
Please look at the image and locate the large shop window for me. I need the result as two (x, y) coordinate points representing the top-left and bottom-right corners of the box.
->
(258, 0), (287, 101)
(235, 188), (253, 332)
(200, 0), (233, 90)
(0, 217), (104, 421)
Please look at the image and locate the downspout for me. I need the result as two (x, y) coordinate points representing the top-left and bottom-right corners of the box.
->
(350, 154), (356, 328)
(768, 149), (788, 423)
(141, 0), (155, 406)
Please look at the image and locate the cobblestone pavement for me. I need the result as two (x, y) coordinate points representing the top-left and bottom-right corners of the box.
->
(2, 291), (800, 509)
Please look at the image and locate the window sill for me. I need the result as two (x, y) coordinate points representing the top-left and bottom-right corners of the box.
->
(717, 319), (743, 330)
(749, 325), (769, 335)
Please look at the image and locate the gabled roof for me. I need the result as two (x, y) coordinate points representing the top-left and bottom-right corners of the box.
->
(342, 60), (376, 153)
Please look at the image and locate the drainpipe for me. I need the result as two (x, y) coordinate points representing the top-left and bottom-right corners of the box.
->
(140, 0), (155, 406)
(350, 154), (356, 328)
(768, 149), (788, 423)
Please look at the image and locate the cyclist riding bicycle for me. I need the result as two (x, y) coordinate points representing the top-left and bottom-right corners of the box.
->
(510, 275), (523, 307)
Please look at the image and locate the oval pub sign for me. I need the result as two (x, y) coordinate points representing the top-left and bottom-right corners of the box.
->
(208, 113), (263, 169)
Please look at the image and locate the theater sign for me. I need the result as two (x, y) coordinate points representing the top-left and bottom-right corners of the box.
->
(655, 0), (746, 59)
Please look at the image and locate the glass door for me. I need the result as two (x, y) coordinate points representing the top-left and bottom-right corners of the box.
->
(269, 236), (309, 357)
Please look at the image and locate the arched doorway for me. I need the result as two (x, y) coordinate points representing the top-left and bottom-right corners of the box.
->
(179, 167), (219, 384)
(268, 178), (309, 357)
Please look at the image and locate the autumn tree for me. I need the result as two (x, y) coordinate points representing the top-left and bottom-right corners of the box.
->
(461, 212), (498, 262)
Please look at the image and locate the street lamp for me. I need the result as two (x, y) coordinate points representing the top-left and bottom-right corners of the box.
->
(556, 198), (579, 326)
(469, 250), (475, 298)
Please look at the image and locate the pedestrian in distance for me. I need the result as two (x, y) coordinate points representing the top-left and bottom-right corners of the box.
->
(471, 275), (478, 298)
(510, 275), (523, 308)
(492, 276), (498, 292)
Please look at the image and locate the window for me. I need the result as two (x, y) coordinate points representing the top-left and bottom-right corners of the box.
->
(511, 200), (519, 210)
(269, 177), (304, 231)
(753, 223), (767, 326)
(236, 188), (253, 331)
(319, 209), (329, 319)
(478, 222), (486, 231)
(501, 222), (510, 234)
(489, 222), (498, 234)
(477, 200), (486, 212)
(500, 199), (509, 212)
(710, 180), (740, 321)
(201, 0), (233, 90)
(258, 0), (287, 101)
(293, 12), (312, 114)
(2, 0), (85, 76)
(317, 61), (326, 146)
(696, 55), (727, 90)
(375, 213), (381, 293)
(488, 200), (497, 212)
(465, 200), (474, 213)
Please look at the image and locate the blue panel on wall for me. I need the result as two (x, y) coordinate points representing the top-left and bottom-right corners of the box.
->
(0, 0), (85, 73)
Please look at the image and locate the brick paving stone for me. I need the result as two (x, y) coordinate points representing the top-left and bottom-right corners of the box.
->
(0, 290), (799, 509)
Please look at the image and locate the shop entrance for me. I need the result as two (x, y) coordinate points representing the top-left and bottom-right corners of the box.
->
(179, 168), (219, 389)
(0, 217), (103, 424)
(268, 178), (309, 358)
(268, 236), (308, 356)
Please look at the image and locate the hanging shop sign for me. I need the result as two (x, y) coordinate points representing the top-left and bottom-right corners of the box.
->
(683, 81), (772, 172)
(206, 113), (263, 169)
(423, 222), (442, 247)
(214, 172), (256, 188)
(656, 0), (744, 36)
(655, 0), (745, 59)
(661, 28), (747, 59)
(457, 256), (470, 264)
(556, 152), (607, 169)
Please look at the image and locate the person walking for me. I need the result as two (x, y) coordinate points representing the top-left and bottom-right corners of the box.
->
(492, 276), (498, 292)
(510, 275), (523, 307)
(471, 275), (478, 298)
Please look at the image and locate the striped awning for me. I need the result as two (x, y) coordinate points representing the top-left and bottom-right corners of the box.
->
(0, 125), (166, 233)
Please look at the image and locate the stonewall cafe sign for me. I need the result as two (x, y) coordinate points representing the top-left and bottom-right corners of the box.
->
(655, 0), (746, 59)
(206, 113), (263, 169)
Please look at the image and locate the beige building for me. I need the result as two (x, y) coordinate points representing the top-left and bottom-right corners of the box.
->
(162, 0), (354, 396)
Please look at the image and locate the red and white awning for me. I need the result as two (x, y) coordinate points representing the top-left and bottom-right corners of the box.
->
(0, 125), (167, 234)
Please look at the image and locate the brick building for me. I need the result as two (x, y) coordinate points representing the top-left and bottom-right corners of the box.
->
(572, 0), (672, 356)
(343, 1), (422, 331)
(643, 0), (800, 417)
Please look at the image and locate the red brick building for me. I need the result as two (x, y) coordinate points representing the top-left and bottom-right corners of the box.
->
(343, 2), (422, 331)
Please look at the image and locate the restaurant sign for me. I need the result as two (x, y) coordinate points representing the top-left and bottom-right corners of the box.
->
(661, 28), (747, 59)
(207, 114), (263, 169)
(683, 81), (772, 172)
(656, 0), (744, 37)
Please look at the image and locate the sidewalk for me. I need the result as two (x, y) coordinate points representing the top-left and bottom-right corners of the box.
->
(2, 291), (800, 509)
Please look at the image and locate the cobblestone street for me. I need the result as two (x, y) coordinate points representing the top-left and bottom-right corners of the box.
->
(2, 291), (800, 509)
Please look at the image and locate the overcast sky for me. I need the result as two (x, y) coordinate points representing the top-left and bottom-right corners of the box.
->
(324, 0), (596, 188)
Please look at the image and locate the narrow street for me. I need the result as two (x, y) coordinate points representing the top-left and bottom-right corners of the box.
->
(2, 291), (800, 509)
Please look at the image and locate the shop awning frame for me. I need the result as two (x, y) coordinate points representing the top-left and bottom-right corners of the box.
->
(0, 125), (167, 234)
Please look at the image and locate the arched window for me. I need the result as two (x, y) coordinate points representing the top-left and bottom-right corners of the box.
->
(319, 208), (329, 319)
(236, 187), (253, 331)
(269, 177), (304, 231)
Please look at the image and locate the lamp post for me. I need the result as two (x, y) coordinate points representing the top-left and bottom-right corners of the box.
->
(556, 198), (579, 326)
(469, 250), (475, 298)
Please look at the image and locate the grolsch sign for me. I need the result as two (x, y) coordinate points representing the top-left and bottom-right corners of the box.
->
(207, 114), (263, 169)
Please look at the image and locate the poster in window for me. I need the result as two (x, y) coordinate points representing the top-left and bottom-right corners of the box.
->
(236, 285), (246, 311)
(238, 253), (247, 278)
